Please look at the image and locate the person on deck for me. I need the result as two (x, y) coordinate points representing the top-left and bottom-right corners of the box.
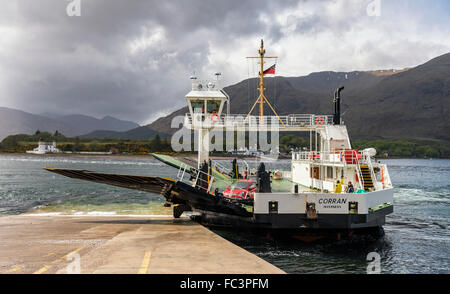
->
(334, 180), (342, 193)
(346, 181), (354, 193)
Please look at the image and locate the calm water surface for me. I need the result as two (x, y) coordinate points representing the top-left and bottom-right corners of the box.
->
(0, 155), (448, 273)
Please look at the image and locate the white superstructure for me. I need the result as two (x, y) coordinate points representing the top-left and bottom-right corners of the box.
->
(181, 40), (394, 231)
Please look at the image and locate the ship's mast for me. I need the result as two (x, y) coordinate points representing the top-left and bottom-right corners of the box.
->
(246, 40), (284, 125)
(257, 40), (266, 121)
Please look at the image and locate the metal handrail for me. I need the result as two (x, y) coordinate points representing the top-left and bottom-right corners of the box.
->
(292, 150), (359, 165)
(380, 164), (392, 188)
(185, 113), (334, 128)
(363, 152), (378, 191)
(355, 157), (365, 190)
(292, 149), (369, 190)
(211, 160), (232, 178)
(177, 163), (215, 193)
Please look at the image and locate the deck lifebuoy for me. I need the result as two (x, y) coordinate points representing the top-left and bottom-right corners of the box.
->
(308, 151), (316, 160)
(315, 116), (325, 125)
(210, 113), (220, 123)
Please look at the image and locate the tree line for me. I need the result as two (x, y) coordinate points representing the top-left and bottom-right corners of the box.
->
(0, 131), (172, 154)
(279, 135), (450, 158)
(0, 131), (448, 158)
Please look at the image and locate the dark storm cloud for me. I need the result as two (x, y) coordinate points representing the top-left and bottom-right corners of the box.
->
(0, 0), (300, 124)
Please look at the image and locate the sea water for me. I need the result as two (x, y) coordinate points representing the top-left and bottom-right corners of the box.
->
(0, 155), (448, 273)
(214, 158), (450, 274)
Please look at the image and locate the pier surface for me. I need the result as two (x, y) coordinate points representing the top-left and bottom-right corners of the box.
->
(0, 215), (284, 274)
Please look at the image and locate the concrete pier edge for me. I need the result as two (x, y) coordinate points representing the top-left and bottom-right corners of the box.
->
(0, 214), (285, 274)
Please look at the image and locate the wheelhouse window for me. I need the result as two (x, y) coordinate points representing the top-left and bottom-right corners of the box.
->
(206, 100), (220, 114)
(190, 100), (205, 113)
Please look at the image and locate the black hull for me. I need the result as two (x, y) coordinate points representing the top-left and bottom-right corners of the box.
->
(44, 167), (392, 239)
(190, 205), (392, 239)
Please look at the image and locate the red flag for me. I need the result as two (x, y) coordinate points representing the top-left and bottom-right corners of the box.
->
(263, 64), (276, 75)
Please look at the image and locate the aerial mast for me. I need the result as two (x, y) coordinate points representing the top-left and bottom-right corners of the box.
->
(246, 39), (284, 125)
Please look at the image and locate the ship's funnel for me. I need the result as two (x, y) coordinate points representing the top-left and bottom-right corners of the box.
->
(333, 86), (344, 125)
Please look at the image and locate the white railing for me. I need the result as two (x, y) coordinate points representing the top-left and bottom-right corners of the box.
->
(211, 160), (232, 178)
(292, 149), (393, 192)
(380, 164), (392, 189)
(292, 149), (367, 190)
(363, 151), (378, 190)
(184, 113), (334, 128)
(210, 159), (251, 179)
(355, 161), (365, 190)
(292, 149), (361, 166)
(177, 163), (215, 193)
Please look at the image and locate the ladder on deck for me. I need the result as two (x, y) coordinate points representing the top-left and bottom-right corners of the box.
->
(359, 164), (374, 191)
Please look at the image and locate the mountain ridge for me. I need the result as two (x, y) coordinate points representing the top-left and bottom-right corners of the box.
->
(2, 52), (447, 143)
(0, 108), (140, 140)
(142, 52), (449, 142)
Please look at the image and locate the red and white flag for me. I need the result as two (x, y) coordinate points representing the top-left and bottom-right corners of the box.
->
(263, 64), (276, 75)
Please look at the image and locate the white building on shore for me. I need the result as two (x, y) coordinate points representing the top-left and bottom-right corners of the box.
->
(26, 140), (61, 154)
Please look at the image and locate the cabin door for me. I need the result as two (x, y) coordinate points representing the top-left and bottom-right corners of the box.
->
(310, 167), (320, 179)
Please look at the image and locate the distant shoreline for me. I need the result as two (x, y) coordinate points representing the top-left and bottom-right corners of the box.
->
(0, 152), (265, 161)
(0, 152), (446, 160)
(0, 152), (151, 160)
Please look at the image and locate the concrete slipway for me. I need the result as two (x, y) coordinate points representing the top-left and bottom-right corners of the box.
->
(0, 214), (284, 274)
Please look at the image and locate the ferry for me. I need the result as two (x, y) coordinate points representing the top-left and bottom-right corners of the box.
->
(46, 41), (393, 239)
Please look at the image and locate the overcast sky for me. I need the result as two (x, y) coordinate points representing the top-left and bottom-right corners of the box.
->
(0, 0), (449, 125)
